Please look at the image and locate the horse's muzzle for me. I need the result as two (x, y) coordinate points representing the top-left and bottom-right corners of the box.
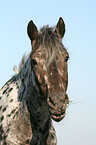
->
(47, 92), (69, 122)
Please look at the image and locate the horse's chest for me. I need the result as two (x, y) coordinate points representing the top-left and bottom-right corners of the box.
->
(0, 80), (28, 144)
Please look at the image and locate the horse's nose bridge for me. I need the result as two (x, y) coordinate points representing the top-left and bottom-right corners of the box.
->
(50, 72), (64, 90)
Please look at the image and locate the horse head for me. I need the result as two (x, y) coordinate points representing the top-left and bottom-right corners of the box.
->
(27, 17), (69, 122)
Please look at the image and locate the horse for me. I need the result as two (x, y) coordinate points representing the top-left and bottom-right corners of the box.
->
(0, 17), (69, 145)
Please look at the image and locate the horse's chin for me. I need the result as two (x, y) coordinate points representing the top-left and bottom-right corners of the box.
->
(52, 112), (65, 122)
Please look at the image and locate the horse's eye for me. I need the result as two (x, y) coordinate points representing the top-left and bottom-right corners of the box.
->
(65, 56), (69, 62)
(32, 59), (37, 65)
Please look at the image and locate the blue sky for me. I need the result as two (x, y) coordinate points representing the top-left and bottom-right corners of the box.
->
(0, 0), (96, 145)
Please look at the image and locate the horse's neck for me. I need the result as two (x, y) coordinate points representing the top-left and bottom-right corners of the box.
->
(17, 57), (51, 143)
(17, 57), (37, 101)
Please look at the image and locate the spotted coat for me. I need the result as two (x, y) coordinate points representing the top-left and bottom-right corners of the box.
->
(0, 57), (57, 145)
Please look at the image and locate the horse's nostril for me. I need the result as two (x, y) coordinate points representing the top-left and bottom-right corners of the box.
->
(48, 97), (55, 106)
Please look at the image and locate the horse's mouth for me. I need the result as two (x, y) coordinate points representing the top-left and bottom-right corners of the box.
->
(52, 111), (65, 122)
(48, 102), (67, 122)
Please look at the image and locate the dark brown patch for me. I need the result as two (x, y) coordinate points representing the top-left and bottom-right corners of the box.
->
(7, 94), (9, 97)
(7, 114), (11, 117)
(3, 88), (9, 94)
(10, 99), (13, 102)
(1, 116), (4, 122)
(0, 106), (2, 110)
(16, 86), (19, 89)
(2, 107), (7, 112)
(8, 88), (13, 93)
(0, 125), (3, 141)
(11, 109), (16, 114)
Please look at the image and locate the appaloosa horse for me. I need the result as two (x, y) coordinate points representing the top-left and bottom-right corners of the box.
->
(0, 17), (69, 145)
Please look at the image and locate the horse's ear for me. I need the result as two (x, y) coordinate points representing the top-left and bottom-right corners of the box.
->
(27, 20), (38, 41)
(56, 17), (65, 38)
